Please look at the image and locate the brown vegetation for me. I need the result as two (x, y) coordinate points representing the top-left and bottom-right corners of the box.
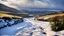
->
(49, 15), (64, 31)
(36, 11), (64, 21)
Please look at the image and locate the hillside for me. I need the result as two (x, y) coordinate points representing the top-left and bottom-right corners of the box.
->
(0, 12), (22, 18)
(0, 3), (29, 17)
(36, 11), (64, 21)
(0, 3), (20, 12)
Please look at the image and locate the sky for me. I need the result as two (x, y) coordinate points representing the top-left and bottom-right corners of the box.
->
(0, 0), (64, 10)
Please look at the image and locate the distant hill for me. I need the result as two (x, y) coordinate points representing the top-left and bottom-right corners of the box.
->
(0, 3), (20, 12)
(0, 3), (29, 17)
(21, 8), (62, 15)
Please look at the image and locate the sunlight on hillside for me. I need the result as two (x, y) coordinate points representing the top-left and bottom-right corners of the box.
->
(0, 12), (22, 18)
(37, 13), (64, 20)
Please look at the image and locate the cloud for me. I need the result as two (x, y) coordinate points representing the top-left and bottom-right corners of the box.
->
(0, 0), (18, 9)
(0, 0), (55, 9)
(0, 0), (64, 10)
(50, 0), (64, 9)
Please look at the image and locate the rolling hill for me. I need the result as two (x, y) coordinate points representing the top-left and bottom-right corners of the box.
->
(0, 3), (29, 17)
(0, 3), (20, 12)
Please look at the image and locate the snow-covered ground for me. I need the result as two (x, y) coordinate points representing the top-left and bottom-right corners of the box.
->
(0, 17), (64, 36)
(0, 18), (32, 36)
(21, 18), (64, 36)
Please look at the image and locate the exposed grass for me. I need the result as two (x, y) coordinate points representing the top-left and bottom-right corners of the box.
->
(36, 13), (64, 21)
(0, 11), (22, 18)
(0, 11), (29, 17)
(35, 12), (64, 32)
(49, 16), (64, 32)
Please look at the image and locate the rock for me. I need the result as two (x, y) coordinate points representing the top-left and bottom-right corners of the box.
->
(2, 17), (12, 21)
(39, 27), (44, 30)
(54, 35), (59, 36)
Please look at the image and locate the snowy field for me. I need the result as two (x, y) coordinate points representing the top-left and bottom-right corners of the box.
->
(0, 17), (64, 36)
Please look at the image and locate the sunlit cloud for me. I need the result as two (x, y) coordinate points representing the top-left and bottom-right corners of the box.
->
(0, 0), (64, 10)
(0, 0), (55, 8)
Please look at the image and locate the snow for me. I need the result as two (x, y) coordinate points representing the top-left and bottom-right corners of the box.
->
(8, 19), (15, 24)
(0, 17), (64, 36)
(0, 19), (7, 27)
(16, 25), (46, 36)
(23, 18), (64, 36)
(0, 20), (32, 36)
